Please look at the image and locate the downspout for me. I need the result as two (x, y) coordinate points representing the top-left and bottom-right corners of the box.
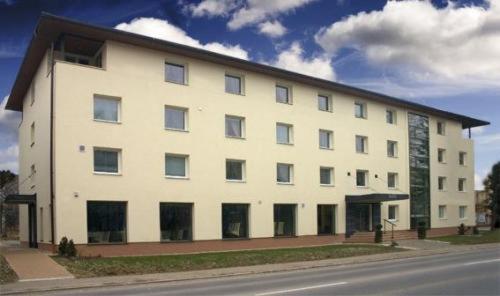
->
(49, 42), (55, 246)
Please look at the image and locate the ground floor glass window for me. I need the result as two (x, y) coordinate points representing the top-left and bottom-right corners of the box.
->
(222, 204), (249, 239)
(317, 205), (336, 235)
(274, 204), (296, 237)
(160, 203), (192, 241)
(87, 201), (127, 244)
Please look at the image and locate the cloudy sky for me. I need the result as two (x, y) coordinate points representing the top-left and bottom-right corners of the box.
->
(0, 0), (499, 188)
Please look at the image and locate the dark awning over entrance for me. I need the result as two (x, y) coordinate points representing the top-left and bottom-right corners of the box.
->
(346, 193), (409, 204)
(4, 194), (36, 204)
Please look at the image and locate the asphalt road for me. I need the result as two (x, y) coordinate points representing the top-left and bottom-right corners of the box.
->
(41, 248), (500, 296)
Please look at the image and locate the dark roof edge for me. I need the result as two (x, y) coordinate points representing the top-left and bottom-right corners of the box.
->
(6, 13), (490, 129)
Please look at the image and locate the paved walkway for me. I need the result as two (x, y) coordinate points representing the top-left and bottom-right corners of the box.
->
(394, 239), (452, 250)
(0, 241), (73, 282)
(1, 242), (499, 294)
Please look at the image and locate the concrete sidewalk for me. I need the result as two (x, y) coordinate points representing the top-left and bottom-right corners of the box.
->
(0, 241), (73, 282)
(1, 243), (499, 295)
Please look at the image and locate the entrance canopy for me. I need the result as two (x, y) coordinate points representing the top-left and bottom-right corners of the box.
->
(346, 193), (409, 204)
(4, 194), (36, 204)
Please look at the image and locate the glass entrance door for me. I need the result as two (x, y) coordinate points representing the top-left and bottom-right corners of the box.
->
(317, 205), (336, 235)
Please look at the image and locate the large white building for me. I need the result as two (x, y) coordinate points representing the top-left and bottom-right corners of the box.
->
(5, 14), (488, 256)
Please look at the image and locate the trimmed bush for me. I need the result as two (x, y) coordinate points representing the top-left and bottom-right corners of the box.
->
(66, 239), (77, 257)
(473, 226), (479, 235)
(417, 221), (427, 239)
(458, 223), (466, 235)
(374, 224), (383, 243)
(58, 237), (68, 256)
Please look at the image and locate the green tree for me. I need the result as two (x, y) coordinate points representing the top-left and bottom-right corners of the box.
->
(483, 161), (500, 229)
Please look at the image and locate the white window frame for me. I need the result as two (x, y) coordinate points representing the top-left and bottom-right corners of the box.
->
(438, 148), (446, 163)
(356, 170), (369, 187)
(276, 84), (292, 104)
(164, 61), (188, 85)
(93, 94), (121, 123)
(277, 163), (294, 185)
(439, 205), (447, 219)
(355, 135), (368, 154)
(225, 73), (244, 95)
(387, 140), (398, 157)
(388, 205), (398, 221)
(319, 129), (333, 150)
(225, 159), (246, 182)
(276, 123), (293, 145)
(165, 153), (189, 179)
(225, 115), (245, 139)
(386, 109), (396, 124)
(318, 94), (332, 112)
(459, 151), (467, 166)
(164, 105), (188, 132)
(437, 121), (446, 135)
(387, 172), (398, 189)
(354, 101), (367, 119)
(459, 206), (467, 220)
(438, 176), (447, 191)
(320, 167), (334, 186)
(93, 147), (122, 175)
(458, 178), (467, 192)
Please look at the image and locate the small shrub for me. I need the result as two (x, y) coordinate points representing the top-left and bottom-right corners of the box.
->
(473, 226), (479, 235)
(58, 237), (68, 256)
(374, 224), (383, 243)
(417, 221), (427, 239)
(458, 223), (466, 235)
(390, 241), (399, 247)
(66, 239), (77, 257)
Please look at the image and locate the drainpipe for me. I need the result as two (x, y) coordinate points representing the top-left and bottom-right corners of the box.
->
(49, 42), (55, 246)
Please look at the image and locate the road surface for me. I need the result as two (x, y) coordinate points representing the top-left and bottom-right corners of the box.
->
(41, 247), (500, 295)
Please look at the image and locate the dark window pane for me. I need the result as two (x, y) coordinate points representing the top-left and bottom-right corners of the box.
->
(94, 150), (119, 173)
(317, 205), (335, 235)
(165, 63), (185, 84)
(277, 164), (291, 183)
(87, 201), (126, 243)
(160, 203), (192, 241)
(320, 168), (331, 185)
(276, 86), (289, 103)
(318, 95), (329, 111)
(165, 108), (186, 130)
(355, 103), (365, 118)
(356, 136), (366, 153)
(274, 204), (296, 236)
(165, 155), (186, 177)
(225, 75), (241, 94)
(386, 110), (394, 123)
(222, 204), (248, 239)
(226, 117), (242, 137)
(388, 206), (396, 220)
(356, 171), (366, 186)
(319, 131), (330, 148)
(226, 161), (243, 180)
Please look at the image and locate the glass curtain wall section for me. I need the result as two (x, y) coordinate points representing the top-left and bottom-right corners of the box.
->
(408, 113), (431, 229)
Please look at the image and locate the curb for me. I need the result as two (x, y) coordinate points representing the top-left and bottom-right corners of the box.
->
(2, 243), (499, 294)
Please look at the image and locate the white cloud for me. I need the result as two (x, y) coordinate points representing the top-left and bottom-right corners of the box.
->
(315, 0), (500, 85)
(258, 20), (287, 38)
(0, 144), (18, 173)
(228, 0), (315, 30)
(0, 95), (21, 143)
(268, 42), (335, 81)
(476, 133), (500, 145)
(475, 173), (484, 190)
(187, 0), (241, 17)
(115, 17), (249, 60)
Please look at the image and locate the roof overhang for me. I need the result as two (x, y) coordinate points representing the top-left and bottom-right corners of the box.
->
(5, 13), (490, 129)
(346, 193), (409, 204)
(4, 194), (36, 204)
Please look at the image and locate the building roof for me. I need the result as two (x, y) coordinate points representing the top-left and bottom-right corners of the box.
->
(5, 13), (489, 129)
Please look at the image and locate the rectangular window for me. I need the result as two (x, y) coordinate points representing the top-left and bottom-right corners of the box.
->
(388, 205), (398, 221)
(318, 94), (331, 111)
(356, 135), (368, 153)
(386, 109), (396, 124)
(87, 201), (127, 244)
(276, 123), (292, 144)
(30, 164), (36, 183)
(225, 74), (242, 94)
(438, 148), (446, 163)
(438, 176), (447, 191)
(354, 102), (366, 118)
(165, 106), (187, 131)
(320, 167), (334, 185)
(317, 205), (336, 235)
(437, 121), (446, 135)
(225, 115), (244, 138)
(388, 172), (398, 189)
(319, 130), (333, 149)
(458, 178), (466, 192)
(94, 95), (120, 122)
(30, 122), (35, 146)
(165, 62), (186, 84)
(459, 206), (467, 219)
(439, 205), (446, 219)
(277, 163), (293, 184)
(94, 148), (120, 173)
(160, 203), (192, 241)
(387, 140), (397, 157)
(165, 154), (188, 178)
(276, 85), (291, 104)
(222, 204), (249, 239)
(274, 204), (296, 237)
(459, 152), (467, 166)
(356, 170), (368, 187)
(226, 159), (245, 181)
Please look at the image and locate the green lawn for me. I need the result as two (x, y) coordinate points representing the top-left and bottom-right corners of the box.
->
(0, 255), (18, 284)
(432, 229), (500, 245)
(54, 244), (403, 278)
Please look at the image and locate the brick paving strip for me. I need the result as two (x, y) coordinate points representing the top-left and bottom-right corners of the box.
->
(1, 243), (499, 294)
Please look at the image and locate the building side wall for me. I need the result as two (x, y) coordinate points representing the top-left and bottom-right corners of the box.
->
(17, 52), (53, 244)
